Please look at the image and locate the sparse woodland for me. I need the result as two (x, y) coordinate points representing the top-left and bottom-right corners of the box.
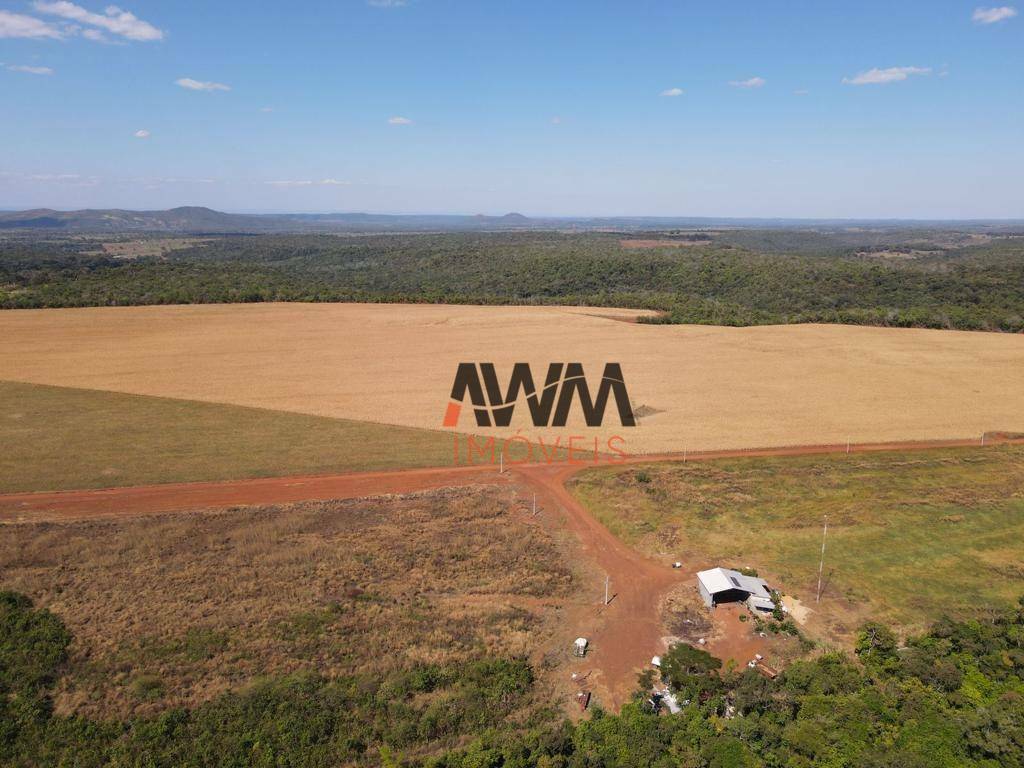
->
(4, 587), (1023, 766)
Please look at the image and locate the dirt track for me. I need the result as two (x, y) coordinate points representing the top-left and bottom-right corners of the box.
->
(517, 462), (683, 706)
(4, 435), (1021, 708)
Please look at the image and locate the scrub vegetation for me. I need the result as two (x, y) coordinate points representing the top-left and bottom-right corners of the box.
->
(0, 486), (575, 721)
(4, 587), (1023, 766)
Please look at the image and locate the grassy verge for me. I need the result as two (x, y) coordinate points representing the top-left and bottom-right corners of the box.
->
(0, 380), (469, 493)
(570, 445), (1024, 634)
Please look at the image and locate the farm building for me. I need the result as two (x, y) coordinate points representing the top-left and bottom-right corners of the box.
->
(697, 567), (774, 612)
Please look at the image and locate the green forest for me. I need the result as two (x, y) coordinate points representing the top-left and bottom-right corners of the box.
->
(2, 230), (1024, 332)
(4, 590), (1024, 767)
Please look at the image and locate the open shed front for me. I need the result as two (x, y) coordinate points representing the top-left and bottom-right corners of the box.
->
(708, 587), (755, 607)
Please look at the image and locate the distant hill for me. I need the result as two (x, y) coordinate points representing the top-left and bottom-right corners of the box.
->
(0, 207), (259, 232)
(0, 206), (1021, 234)
(0, 207), (540, 233)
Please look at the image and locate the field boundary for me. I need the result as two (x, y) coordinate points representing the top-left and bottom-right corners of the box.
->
(626, 430), (1024, 464)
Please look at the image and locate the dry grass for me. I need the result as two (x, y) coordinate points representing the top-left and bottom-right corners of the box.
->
(0, 485), (578, 719)
(1, 303), (1022, 456)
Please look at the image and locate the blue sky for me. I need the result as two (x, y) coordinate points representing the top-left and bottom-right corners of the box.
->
(1, 1), (1021, 217)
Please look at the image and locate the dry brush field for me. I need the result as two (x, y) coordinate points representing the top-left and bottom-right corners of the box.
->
(0, 485), (581, 719)
(1, 303), (1023, 457)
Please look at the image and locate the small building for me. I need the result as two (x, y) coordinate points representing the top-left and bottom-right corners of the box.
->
(697, 567), (774, 611)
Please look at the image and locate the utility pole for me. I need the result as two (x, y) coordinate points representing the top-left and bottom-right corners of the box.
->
(499, 452), (503, 474)
(604, 575), (610, 606)
(816, 515), (829, 604)
(532, 493), (537, 515)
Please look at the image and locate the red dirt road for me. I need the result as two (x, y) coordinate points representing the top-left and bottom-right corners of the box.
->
(0, 464), (504, 522)
(2, 433), (1021, 708)
(516, 463), (684, 707)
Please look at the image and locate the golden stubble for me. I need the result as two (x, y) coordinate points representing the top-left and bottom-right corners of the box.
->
(1, 302), (1022, 455)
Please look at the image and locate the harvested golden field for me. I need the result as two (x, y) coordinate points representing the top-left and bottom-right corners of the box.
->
(1, 303), (1023, 455)
(0, 485), (580, 719)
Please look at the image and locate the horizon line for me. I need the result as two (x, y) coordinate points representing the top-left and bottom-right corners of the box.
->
(2, 205), (1024, 224)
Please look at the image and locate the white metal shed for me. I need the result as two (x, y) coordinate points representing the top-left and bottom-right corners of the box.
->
(696, 567), (772, 609)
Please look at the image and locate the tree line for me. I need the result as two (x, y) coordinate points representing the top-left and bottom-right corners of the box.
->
(2, 232), (1023, 332)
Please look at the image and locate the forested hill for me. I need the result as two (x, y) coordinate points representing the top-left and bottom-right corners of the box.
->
(0, 207), (543, 233)
(2, 229), (1024, 332)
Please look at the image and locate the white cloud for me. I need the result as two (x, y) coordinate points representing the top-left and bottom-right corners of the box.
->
(660, 87), (684, 97)
(5, 63), (55, 75)
(265, 178), (350, 187)
(729, 77), (766, 88)
(133, 129), (150, 138)
(794, 89), (810, 95)
(175, 77), (230, 92)
(33, 2), (163, 41)
(11, 171), (100, 186)
(842, 66), (931, 85)
(551, 116), (562, 124)
(368, 0), (408, 7)
(0, 10), (62, 38)
(135, 176), (216, 184)
(388, 116), (412, 125)
(972, 6), (1018, 24)
(260, 106), (274, 112)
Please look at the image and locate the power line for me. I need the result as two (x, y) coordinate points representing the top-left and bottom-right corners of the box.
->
(816, 515), (829, 604)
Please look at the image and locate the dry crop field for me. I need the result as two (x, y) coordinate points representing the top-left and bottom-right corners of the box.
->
(1, 303), (1023, 456)
(0, 485), (580, 719)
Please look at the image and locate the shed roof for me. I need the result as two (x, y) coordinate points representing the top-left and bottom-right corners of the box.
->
(697, 567), (771, 599)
